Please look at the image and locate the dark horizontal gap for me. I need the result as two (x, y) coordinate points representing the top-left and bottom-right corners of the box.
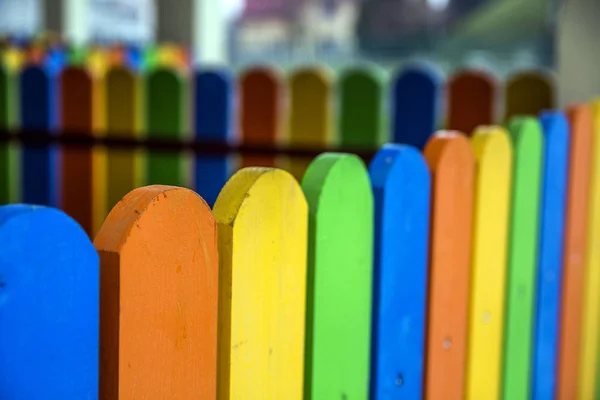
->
(0, 129), (378, 163)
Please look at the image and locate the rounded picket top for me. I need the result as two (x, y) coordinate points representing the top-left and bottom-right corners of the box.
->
(467, 126), (513, 400)
(448, 68), (497, 135)
(339, 66), (386, 148)
(213, 168), (308, 400)
(423, 131), (475, 399)
(301, 153), (374, 399)
(0, 204), (99, 399)
(391, 63), (443, 149)
(94, 185), (218, 399)
(505, 70), (555, 120)
(240, 66), (284, 167)
(368, 144), (432, 399)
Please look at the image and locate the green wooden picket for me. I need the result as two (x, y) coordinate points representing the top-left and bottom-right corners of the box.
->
(505, 71), (554, 121)
(339, 66), (386, 148)
(302, 153), (374, 399)
(502, 118), (544, 399)
(146, 67), (187, 187)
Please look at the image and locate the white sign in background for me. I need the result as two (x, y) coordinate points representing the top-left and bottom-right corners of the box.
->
(0, 0), (41, 37)
(90, 0), (156, 45)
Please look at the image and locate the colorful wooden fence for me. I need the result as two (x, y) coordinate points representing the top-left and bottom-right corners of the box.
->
(2, 45), (597, 400)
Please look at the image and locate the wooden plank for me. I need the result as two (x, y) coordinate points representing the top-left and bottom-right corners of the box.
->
(578, 100), (600, 399)
(194, 68), (232, 207)
(502, 117), (544, 399)
(239, 66), (282, 168)
(105, 66), (141, 216)
(94, 185), (218, 399)
(339, 66), (386, 148)
(0, 204), (99, 398)
(288, 67), (333, 179)
(19, 65), (58, 207)
(466, 127), (513, 399)
(60, 66), (95, 235)
(448, 69), (497, 135)
(423, 131), (475, 400)
(505, 71), (554, 120)
(302, 153), (374, 399)
(557, 105), (594, 400)
(531, 111), (570, 400)
(213, 168), (307, 399)
(391, 64), (443, 149)
(369, 144), (431, 399)
(0, 66), (10, 205)
(146, 67), (186, 187)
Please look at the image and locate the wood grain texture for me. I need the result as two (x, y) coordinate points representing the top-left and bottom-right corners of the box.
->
(466, 127), (513, 400)
(369, 144), (431, 399)
(505, 71), (554, 121)
(531, 111), (570, 400)
(105, 66), (141, 217)
(302, 153), (374, 399)
(557, 105), (594, 400)
(0, 205), (99, 399)
(19, 65), (58, 207)
(392, 64), (443, 149)
(213, 168), (307, 400)
(288, 67), (333, 179)
(60, 66), (95, 235)
(502, 118), (544, 400)
(94, 185), (218, 399)
(146, 67), (187, 187)
(194, 69), (233, 207)
(239, 66), (283, 168)
(577, 100), (600, 400)
(339, 66), (386, 148)
(423, 131), (475, 400)
(447, 70), (497, 135)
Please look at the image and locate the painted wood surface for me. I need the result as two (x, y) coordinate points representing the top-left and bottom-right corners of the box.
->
(20, 65), (57, 207)
(105, 66), (141, 215)
(339, 66), (385, 148)
(531, 111), (570, 400)
(240, 67), (282, 168)
(502, 117), (544, 399)
(60, 66), (95, 235)
(448, 70), (496, 135)
(94, 185), (218, 399)
(392, 64), (442, 149)
(505, 71), (554, 121)
(213, 168), (307, 399)
(369, 144), (431, 399)
(194, 69), (232, 207)
(557, 105), (594, 400)
(578, 100), (600, 400)
(423, 131), (475, 400)
(466, 127), (513, 400)
(146, 67), (186, 187)
(0, 205), (99, 399)
(302, 153), (374, 399)
(289, 67), (333, 179)
(0, 66), (10, 204)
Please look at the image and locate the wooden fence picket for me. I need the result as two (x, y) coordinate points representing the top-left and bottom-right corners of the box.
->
(503, 118), (544, 399)
(505, 71), (554, 121)
(0, 66), (11, 204)
(0, 205), (99, 399)
(302, 153), (374, 399)
(94, 185), (218, 399)
(448, 70), (497, 135)
(423, 131), (475, 400)
(194, 69), (233, 207)
(369, 144), (431, 399)
(466, 127), (513, 399)
(213, 168), (308, 399)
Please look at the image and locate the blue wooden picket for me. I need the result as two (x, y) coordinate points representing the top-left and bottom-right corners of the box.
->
(19, 65), (58, 207)
(531, 111), (570, 400)
(391, 64), (443, 149)
(369, 144), (432, 399)
(194, 69), (233, 207)
(0, 205), (99, 399)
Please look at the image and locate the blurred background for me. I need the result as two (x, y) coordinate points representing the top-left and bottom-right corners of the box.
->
(0, 0), (596, 106)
